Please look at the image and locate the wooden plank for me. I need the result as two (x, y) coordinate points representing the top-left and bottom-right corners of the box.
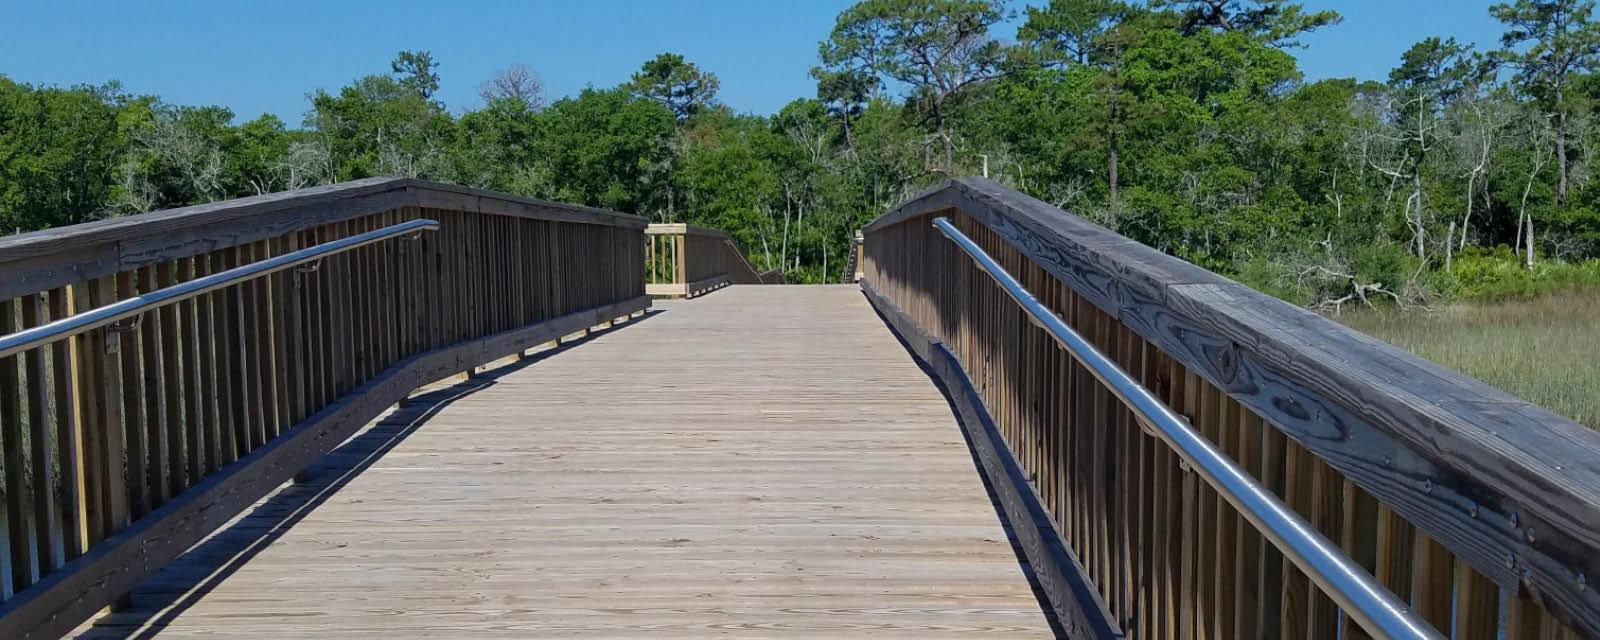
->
(1340, 480), (1381, 637)
(1, 299), (40, 590)
(1179, 370), (1200, 640)
(1453, 562), (1501, 640)
(48, 288), (86, 560)
(1212, 397), (1239, 640)
(114, 272), (150, 520)
(1305, 456), (1343, 637)
(137, 267), (170, 506)
(1373, 505), (1416, 605)
(1256, 417), (1286, 639)
(155, 263), (186, 494)
(196, 254), (226, 473)
(255, 240), (282, 441)
(1233, 408), (1262, 639)
(177, 258), (207, 486)
(0, 179), (645, 302)
(70, 283), (104, 550)
(307, 226), (331, 412)
(1193, 376), (1218, 640)
(1154, 354), (1179, 639)
(1410, 532), (1454, 633)
(241, 242), (270, 449)
(283, 234), (306, 425)
(224, 248), (253, 460)
(20, 294), (64, 572)
(90, 277), (131, 553)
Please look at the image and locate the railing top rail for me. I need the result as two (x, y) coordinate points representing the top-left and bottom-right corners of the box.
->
(0, 218), (438, 360)
(932, 216), (1441, 640)
(0, 178), (644, 302)
(644, 223), (731, 239)
(864, 176), (1600, 634)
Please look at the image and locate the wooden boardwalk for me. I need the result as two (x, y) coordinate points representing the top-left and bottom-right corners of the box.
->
(73, 285), (1053, 638)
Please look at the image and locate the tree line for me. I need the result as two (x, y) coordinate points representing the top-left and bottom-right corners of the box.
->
(4, 0), (1600, 303)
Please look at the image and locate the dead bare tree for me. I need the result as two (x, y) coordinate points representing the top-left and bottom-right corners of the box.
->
(1360, 98), (1432, 261)
(1514, 114), (1556, 269)
(1448, 91), (1511, 255)
(479, 64), (547, 110)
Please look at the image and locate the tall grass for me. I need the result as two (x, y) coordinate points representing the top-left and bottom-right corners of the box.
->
(1336, 289), (1600, 430)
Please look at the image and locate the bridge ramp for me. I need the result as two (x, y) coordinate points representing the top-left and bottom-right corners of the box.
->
(74, 285), (1052, 638)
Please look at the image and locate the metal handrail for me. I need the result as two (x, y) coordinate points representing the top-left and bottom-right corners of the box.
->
(0, 218), (439, 360)
(930, 217), (1441, 640)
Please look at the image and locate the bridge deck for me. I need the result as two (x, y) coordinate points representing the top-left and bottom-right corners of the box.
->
(75, 285), (1053, 638)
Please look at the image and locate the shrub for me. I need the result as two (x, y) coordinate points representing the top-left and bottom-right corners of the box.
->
(1433, 246), (1600, 301)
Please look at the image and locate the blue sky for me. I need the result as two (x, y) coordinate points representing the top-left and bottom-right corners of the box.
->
(0, 1), (1507, 124)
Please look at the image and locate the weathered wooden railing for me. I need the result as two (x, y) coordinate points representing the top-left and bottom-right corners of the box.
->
(860, 177), (1600, 639)
(842, 229), (864, 284)
(0, 178), (648, 638)
(644, 223), (780, 297)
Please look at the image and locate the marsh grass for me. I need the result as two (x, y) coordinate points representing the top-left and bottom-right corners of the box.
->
(1336, 289), (1600, 430)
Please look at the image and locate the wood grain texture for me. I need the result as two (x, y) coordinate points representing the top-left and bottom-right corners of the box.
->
(62, 286), (1051, 639)
(864, 176), (1600, 636)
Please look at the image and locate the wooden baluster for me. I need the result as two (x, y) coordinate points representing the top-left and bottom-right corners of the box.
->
(156, 263), (185, 495)
(199, 253), (229, 471)
(1306, 456), (1343, 638)
(177, 258), (208, 484)
(1233, 410), (1261, 639)
(1453, 562), (1501, 640)
(1339, 481), (1380, 638)
(1, 298), (39, 591)
(1410, 532), (1454, 633)
(136, 267), (170, 507)
(255, 239), (282, 440)
(1255, 420), (1286, 640)
(111, 272), (148, 519)
(21, 294), (64, 572)
(49, 287), (86, 561)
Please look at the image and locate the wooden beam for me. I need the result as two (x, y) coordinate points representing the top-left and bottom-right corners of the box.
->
(0, 180), (647, 301)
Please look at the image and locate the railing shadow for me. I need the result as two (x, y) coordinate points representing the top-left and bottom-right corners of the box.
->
(861, 292), (1069, 639)
(79, 309), (663, 639)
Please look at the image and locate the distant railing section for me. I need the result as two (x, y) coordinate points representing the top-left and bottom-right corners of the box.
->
(843, 229), (863, 284)
(860, 177), (1598, 639)
(0, 179), (649, 638)
(645, 223), (779, 298)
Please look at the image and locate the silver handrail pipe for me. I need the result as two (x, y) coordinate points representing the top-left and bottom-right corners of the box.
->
(0, 218), (439, 360)
(931, 217), (1441, 640)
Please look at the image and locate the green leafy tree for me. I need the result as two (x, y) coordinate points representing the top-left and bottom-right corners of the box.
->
(0, 77), (129, 229)
(1491, 0), (1600, 205)
(819, 0), (1008, 172)
(811, 68), (876, 150)
(1152, 0), (1341, 47)
(391, 50), (441, 99)
(525, 87), (675, 212)
(309, 71), (455, 180)
(628, 53), (720, 121)
(1018, 0), (1127, 67)
(1018, 1), (1135, 205)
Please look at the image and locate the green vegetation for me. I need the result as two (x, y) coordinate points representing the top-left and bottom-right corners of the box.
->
(6, 0), (1600, 294)
(1338, 289), (1600, 429)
